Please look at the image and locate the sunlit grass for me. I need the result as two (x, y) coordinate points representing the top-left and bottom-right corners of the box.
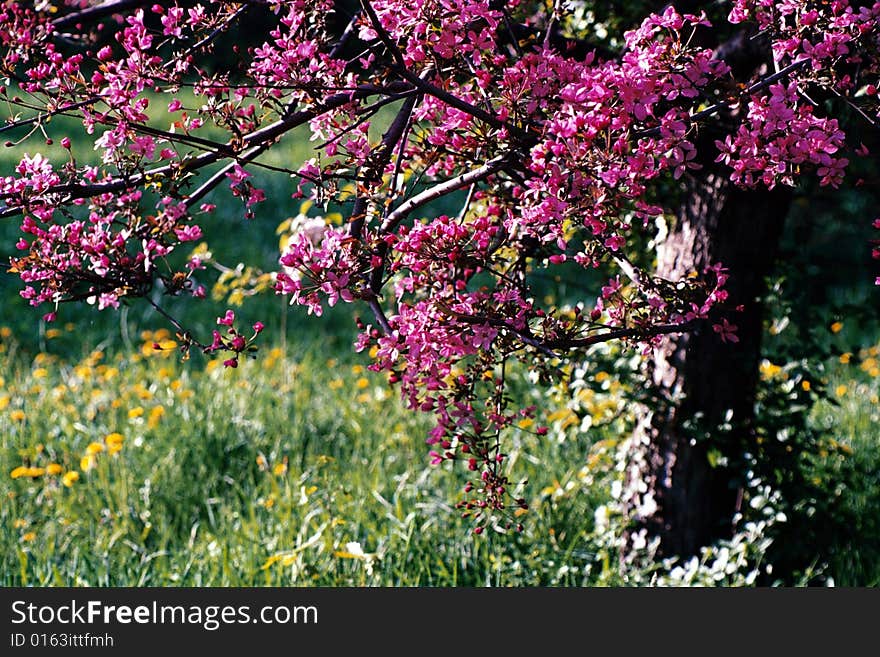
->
(0, 323), (614, 586)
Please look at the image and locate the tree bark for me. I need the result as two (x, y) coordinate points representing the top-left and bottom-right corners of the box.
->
(624, 174), (791, 558)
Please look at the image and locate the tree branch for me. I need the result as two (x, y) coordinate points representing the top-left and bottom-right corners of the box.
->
(380, 155), (508, 232)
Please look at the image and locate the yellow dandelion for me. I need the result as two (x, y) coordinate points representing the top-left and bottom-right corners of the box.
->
(830, 321), (844, 334)
(32, 368), (48, 379)
(328, 378), (344, 390)
(0, 396), (9, 411)
(10, 409), (26, 422)
(0, 326), (11, 338)
(62, 471), (79, 487)
(835, 384), (848, 397)
(128, 406), (144, 419)
(80, 455), (96, 472)
(262, 496), (276, 509)
(351, 364), (365, 375)
(86, 441), (104, 455)
(517, 417), (535, 429)
(46, 463), (63, 476)
(13, 519), (27, 529)
(25, 467), (45, 478)
(256, 454), (269, 471)
(801, 380), (811, 392)
(22, 532), (36, 542)
(170, 379), (183, 391)
(45, 328), (62, 339)
(273, 460), (288, 476)
(105, 433), (124, 455)
(355, 377), (370, 389)
(147, 406), (165, 429)
(356, 392), (370, 403)
(839, 352), (852, 364)
(10, 466), (29, 479)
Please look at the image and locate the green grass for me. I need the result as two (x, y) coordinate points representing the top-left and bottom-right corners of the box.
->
(0, 327), (610, 586)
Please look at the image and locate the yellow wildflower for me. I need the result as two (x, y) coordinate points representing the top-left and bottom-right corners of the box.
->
(32, 368), (48, 379)
(830, 321), (844, 334)
(86, 441), (104, 455)
(128, 406), (145, 419)
(22, 532), (36, 542)
(62, 471), (79, 487)
(356, 377), (370, 389)
(80, 455), (96, 472)
(801, 380), (811, 392)
(759, 360), (782, 379)
(839, 352), (852, 364)
(273, 459), (288, 476)
(45, 328), (61, 339)
(105, 433), (124, 455)
(10, 466), (29, 479)
(10, 409), (25, 422)
(46, 463), (63, 476)
(835, 384), (848, 397)
(147, 406), (165, 429)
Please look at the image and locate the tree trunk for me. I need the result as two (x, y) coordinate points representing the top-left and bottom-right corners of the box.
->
(624, 173), (791, 558)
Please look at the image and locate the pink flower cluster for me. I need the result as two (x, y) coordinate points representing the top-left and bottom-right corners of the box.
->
(276, 224), (358, 316)
(716, 82), (848, 189)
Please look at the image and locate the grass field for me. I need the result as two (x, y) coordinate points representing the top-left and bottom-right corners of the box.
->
(0, 321), (618, 586)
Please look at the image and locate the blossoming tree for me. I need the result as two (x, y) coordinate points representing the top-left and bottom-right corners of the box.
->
(2, 0), (879, 555)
